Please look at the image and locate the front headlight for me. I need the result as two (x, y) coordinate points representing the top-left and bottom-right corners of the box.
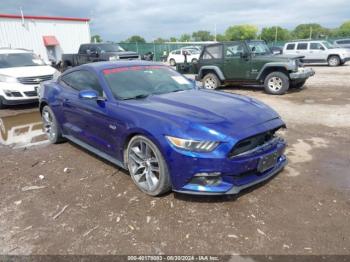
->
(109, 56), (119, 61)
(166, 136), (220, 152)
(0, 74), (18, 83)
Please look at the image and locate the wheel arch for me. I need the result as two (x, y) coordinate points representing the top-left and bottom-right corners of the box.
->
(258, 66), (289, 82)
(198, 66), (225, 81)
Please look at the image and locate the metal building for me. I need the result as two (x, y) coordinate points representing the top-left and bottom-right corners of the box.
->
(0, 13), (90, 63)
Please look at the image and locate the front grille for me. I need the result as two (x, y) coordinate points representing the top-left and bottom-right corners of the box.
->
(119, 55), (139, 60)
(11, 91), (22, 97)
(17, 74), (53, 85)
(229, 128), (280, 158)
(24, 91), (38, 97)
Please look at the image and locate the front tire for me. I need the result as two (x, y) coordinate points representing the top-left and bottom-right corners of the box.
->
(328, 55), (340, 67)
(126, 136), (171, 196)
(0, 98), (6, 109)
(264, 72), (289, 95)
(41, 105), (64, 144)
(202, 73), (220, 90)
(169, 59), (176, 66)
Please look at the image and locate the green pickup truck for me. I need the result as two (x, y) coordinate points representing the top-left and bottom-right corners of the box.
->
(190, 40), (315, 95)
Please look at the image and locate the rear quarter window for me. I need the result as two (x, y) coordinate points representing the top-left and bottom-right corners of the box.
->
(286, 44), (295, 50)
(297, 43), (308, 50)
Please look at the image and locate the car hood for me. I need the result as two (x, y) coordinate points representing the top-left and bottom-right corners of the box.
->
(0, 65), (56, 77)
(125, 89), (283, 140)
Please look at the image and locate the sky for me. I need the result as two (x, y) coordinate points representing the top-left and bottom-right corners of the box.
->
(1, 0), (349, 42)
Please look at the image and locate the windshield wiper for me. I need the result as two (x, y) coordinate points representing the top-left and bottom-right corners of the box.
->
(123, 94), (149, 100)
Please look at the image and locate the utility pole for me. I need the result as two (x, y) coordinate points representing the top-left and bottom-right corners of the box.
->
(20, 7), (24, 26)
(309, 26), (313, 40)
(214, 24), (217, 42)
(275, 26), (278, 44)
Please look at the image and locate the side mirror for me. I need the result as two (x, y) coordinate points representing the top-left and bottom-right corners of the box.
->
(78, 90), (99, 100)
(320, 46), (325, 51)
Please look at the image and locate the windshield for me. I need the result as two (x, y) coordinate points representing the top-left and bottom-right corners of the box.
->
(103, 66), (194, 100)
(98, 44), (125, 52)
(322, 41), (336, 49)
(247, 42), (271, 55)
(0, 53), (45, 68)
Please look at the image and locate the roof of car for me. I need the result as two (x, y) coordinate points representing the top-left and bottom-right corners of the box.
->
(76, 60), (167, 72)
(0, 48), (32, 54)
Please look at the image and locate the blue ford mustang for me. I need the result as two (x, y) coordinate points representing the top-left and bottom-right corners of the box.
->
(39, 61), (287, 196)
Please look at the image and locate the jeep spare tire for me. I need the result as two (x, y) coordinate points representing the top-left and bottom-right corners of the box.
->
(264, 72), (289, 95)
(202, 73), (220, 90)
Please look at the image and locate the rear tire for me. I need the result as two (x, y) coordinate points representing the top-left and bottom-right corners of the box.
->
(41, 105), (65, 144)
(290, 80), (306, 89)
(328, 55), (340, 67)
(126, 135), (171, 196)
(169, 59), (176, 66)
(202, 73), (220, 90)
(264, 72), (289, 95)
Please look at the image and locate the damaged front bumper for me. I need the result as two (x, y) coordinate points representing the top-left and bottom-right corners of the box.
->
(290, 67), (315, 80)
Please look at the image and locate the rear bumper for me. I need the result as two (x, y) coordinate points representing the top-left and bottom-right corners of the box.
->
(289, 67), (315, 80)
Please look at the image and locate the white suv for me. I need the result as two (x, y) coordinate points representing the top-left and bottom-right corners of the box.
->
(167, 48), (200, 66)
(283, 41), (350, 66)
(0, 49), (59, 108)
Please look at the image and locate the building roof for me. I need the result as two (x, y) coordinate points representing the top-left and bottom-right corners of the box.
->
(0, 13), (89, 22)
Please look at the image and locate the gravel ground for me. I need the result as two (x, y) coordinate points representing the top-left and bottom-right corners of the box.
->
(0, 65), (349, 256)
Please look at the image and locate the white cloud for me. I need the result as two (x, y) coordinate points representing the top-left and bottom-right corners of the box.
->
(1, 0), (349, 41)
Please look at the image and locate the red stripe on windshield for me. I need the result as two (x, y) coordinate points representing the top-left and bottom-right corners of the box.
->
(103, 65), (165, 75)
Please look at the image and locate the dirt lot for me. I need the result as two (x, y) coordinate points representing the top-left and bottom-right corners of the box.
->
(0, 65), (349, 256)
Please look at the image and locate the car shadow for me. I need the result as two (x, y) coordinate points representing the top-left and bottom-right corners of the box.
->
(2, 102), (39, 111)
(220, 84), (305, 94)
(67, 140), (130, 178)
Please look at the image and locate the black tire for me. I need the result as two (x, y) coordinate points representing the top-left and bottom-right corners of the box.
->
(290, 80), (306, 89)
(169, 59), (176, 66)
(126, 135), (171, 196)
(0, 98), (6, 109)
(264, 72), (289, 95)
(41, 105), (65, 144)
(328, 55), (340, 67)
(202, 73), (221, 90)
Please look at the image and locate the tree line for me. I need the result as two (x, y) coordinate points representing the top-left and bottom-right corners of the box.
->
(91, 21), (350, 44)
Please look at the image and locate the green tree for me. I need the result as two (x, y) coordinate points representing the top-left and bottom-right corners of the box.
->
(125, 35), (146, 43)
(336, 21), (350, 37)
(192, 30), (214, 41)
(179, 34), (191, 42)
(225, 25), (258, 40)
(91, 35), (102, 43)
(169, 37), (177, 42)
(154, 37), (168, 43)
(260, 26), (291, 42)
(216, 34), (227, 42)
(292, 23), (330, 39)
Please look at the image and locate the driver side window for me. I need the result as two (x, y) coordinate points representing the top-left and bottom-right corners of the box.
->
(61, 70), (103, 96)
(225, 43), (244, 58)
